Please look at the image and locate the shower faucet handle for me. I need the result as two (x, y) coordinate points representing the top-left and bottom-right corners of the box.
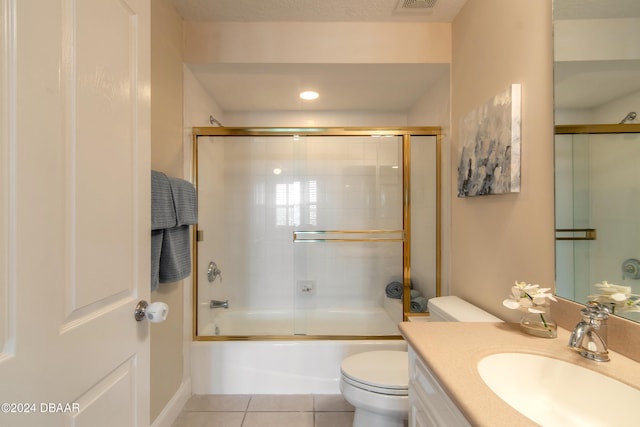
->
(207, 261), (222, 283)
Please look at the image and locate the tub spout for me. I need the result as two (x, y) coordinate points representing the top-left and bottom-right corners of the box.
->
(210, 299), (229, 309)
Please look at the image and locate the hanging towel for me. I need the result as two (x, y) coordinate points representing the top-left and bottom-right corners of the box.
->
(158, 225), (192, 284)
(151, 230), (164, 291)
(150, 170), (198, 291)
(151, 171), (176, 230)
(168, 176), (197, 226)
(151, 171), (174, 291)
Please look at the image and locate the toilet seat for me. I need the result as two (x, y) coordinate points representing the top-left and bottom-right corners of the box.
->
(340, 351), (408, 396)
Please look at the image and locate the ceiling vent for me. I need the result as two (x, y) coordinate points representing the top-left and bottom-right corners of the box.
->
(398, 0), (438, 9)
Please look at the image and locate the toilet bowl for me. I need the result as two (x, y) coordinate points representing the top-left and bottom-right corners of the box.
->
(340, 350), (408, 427)
(339, 296), (502, 427)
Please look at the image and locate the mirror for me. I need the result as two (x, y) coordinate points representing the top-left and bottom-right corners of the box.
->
(553, 0), (640, 322)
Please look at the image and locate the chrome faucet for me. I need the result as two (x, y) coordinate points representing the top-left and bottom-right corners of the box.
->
(210, 299), (229, 309)
(568, 301), (610, 362)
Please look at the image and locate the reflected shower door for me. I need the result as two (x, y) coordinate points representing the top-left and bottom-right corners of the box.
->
(555, 131), (640, 321)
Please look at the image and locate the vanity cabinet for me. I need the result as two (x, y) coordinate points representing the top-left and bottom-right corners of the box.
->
(408, 346), (471, 427)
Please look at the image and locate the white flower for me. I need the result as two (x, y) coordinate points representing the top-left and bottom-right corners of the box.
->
(504, 280), (557, 337)
(503, 281), (557, 313)
(589, 281), (640, 314)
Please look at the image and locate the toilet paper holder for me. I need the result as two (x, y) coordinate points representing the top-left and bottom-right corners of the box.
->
(134, 300), (169, 322)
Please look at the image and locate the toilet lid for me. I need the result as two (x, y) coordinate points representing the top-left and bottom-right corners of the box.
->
(340, 351), (408, 394)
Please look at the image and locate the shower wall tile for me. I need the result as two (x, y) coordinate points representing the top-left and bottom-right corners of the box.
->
(200, 135), (406, 314)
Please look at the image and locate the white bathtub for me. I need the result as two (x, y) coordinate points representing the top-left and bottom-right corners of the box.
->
(200, 303), (402, 336)
(192, 302), (407, 394)
(191, 339), (407, 394)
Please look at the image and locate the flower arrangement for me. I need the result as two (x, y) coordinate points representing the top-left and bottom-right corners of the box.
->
(589, 281), (640, 314)
(503, 281), (557, 337)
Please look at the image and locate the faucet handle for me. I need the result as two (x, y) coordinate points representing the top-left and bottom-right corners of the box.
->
(581, 301), (610, 321)
(207, 261), (222, 283)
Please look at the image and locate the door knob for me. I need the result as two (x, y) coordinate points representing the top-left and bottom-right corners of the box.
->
(135, 300), (169, 322)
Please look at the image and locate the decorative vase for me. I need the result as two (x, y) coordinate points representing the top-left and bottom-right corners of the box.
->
(519, 305), (557, 338)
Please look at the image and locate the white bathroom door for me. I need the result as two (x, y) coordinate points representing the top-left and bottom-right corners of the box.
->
(0, 0), (151, 426)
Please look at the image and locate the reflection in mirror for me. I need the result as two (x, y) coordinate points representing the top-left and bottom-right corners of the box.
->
(554, 0), (640, 322)
(555, 125), (640, 322)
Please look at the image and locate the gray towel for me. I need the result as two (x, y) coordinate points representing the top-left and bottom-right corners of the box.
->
(151, 171), (198, 290)
(151, 230), (163, 291)
(151, 171), (174, 290)
(159, 225), (192, 284)
(385, 281), (403, 299)
(168, 176), (197, 225)
(410, 296), (428, 313)
(151, 171), (176, 230)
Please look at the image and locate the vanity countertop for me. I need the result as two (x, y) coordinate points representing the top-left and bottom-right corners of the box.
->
(399, 322), (640, 427)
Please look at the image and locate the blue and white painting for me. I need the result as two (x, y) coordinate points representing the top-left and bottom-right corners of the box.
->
(457, 84), (521, 197)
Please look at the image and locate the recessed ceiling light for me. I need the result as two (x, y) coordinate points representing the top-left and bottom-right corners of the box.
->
(299, 91), (319, 100)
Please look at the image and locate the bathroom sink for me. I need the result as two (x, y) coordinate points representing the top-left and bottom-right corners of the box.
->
(477, 353), (640, 427)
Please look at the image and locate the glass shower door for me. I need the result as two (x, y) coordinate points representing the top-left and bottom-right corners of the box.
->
(291, 135), (404, 336)
(194, 129), (441, 338)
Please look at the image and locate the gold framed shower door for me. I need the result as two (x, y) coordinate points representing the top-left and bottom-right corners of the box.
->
(191, 127), (442, 341)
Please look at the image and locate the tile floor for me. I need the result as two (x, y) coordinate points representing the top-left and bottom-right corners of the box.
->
(171, 394), (355, 427)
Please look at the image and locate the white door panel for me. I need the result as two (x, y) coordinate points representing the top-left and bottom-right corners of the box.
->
(0, 0), (150, 426)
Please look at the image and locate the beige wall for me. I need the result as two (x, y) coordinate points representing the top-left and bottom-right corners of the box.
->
(450, 0), (555, 321)
(150, 0), (185, 422)
(184, 21), (451, 64)
(450, 0), (640, 362)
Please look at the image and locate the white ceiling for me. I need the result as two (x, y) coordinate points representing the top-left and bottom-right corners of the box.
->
(172, 0), (640, 114)
(172, 0), (468, 23)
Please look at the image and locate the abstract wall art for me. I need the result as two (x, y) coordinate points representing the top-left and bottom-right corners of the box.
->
(457, 83), (521, 197)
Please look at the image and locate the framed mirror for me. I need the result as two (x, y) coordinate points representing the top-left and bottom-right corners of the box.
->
(553, 0), (640, 321)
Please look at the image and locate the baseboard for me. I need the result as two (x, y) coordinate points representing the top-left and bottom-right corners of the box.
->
(151, 377), (192, 427)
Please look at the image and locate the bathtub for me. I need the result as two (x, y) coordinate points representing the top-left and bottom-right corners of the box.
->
(191, 339), (407, 394)
(191, 303), (407, 394)
(199, 303), (402, 336)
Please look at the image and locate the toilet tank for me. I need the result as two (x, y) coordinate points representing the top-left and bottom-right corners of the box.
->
(428, 296), (502, 322)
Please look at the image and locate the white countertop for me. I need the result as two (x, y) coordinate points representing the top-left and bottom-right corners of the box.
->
(399, 322), (640, 427)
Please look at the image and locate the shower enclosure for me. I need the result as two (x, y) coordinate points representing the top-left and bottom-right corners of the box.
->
(192, 127), (441, 339)
(555, 124), (640, 322)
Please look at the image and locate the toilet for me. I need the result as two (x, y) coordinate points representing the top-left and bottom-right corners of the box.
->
(339, 296), (502, 427)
